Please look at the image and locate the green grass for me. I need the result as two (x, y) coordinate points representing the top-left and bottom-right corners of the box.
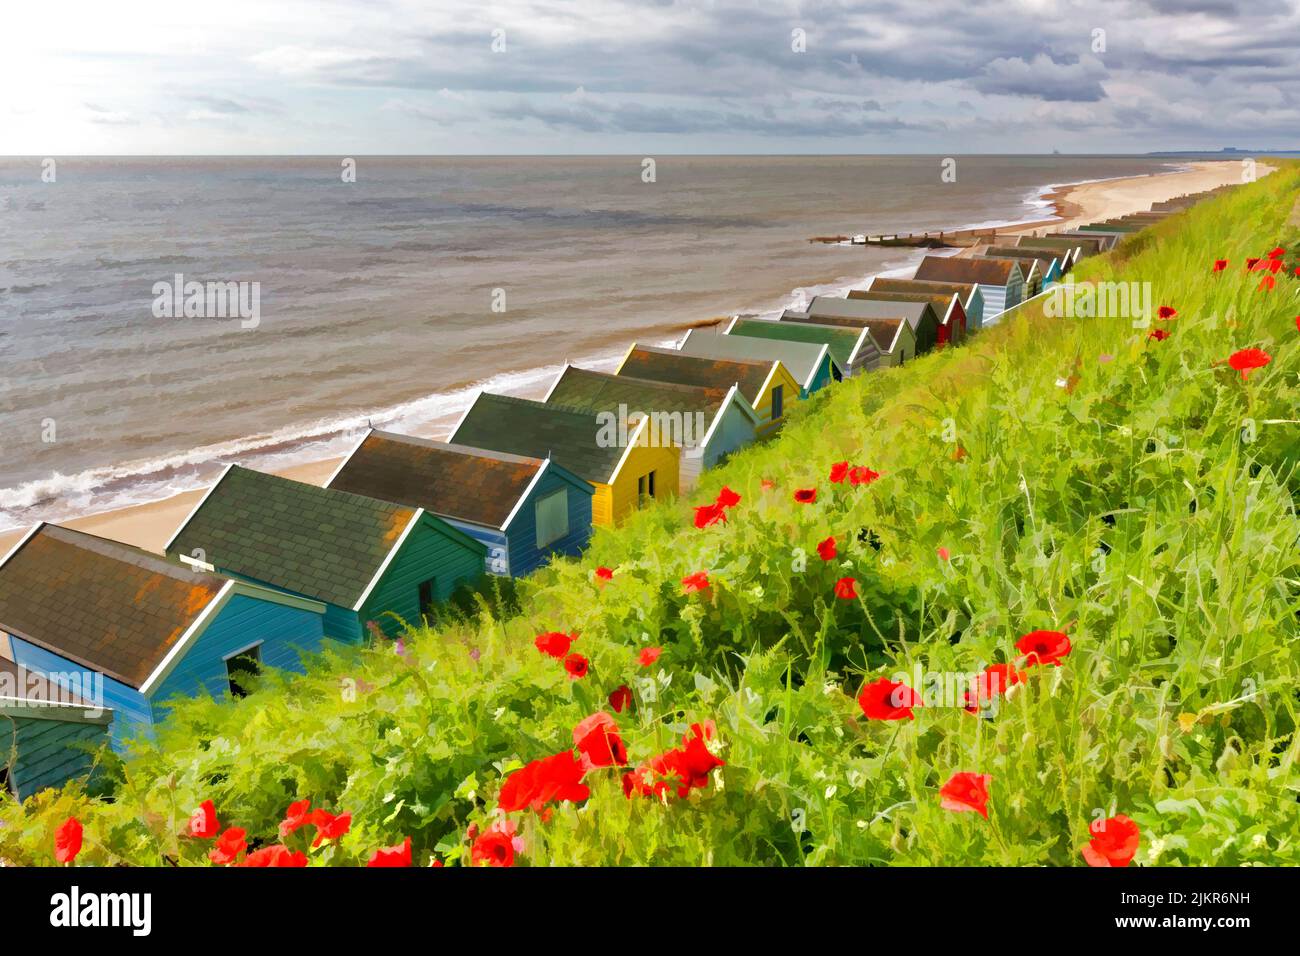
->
(3, 166), (1298, 867)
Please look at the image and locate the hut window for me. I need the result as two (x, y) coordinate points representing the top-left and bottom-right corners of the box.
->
(637, 470), (656, 501)
(771, 385), (784, 420)
(535, 488), (570, 548)
(225, 644), (262, 699)
(418, 578), (436, 615)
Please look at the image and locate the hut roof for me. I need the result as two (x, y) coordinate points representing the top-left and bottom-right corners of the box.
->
(732, 317), (873, 369)
(915, 256), (1018, 285)
(678, 329), (839, 390)
(546, 366), (734, 424)
(617, 345), (773, 403)
(0, 524), (229, 688)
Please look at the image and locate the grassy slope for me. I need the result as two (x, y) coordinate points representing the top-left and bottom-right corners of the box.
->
(3, 168), (1298, 867)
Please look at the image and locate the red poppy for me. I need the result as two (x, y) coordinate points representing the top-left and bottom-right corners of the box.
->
(279, 798), (311, 837)
(1081, 814), (1141, 867)
(240, 844), (309, 868)
(1227, 348), (1271, 380)
(1016, 630), (1072, 667)
(716, 486), (741, 508)
(857, 677), (922, 720)
(366, 837), (413, 868)
(564, 653), (589, 679)
(963, 663), (1024, 713)
(849, 467), (881, 486)
(937, 546), (950, 561)
(1267, 246), (1286, 259)
(638, 646), (662, 667)
(681, 571), (710, 594)
(309, 810), (352, 848)
(1246, 257), (1260, 269)
(209, 827), (247, 865)
(833, 577), (858, 600)
(1258, 275), (1276, 291)
(498, 750), (590, 812)
(939, 772), (992, 819)
(623, 722), (725, 800)
(816, 536), (837, 561)
(54, 818), (83, 864)
(189, 800), (220, 839)
(470, 822), (518, 867)
(608, 683), (633, 713)
(573, 711), (628, 769)
(1156, 305), (1177, 320)
(1148, 329), (1170, 342)
(1212, 259), (1228, 272)
(534, 631), (576, 659)
(594, 566), (614, 581)
(693, 501), (726, 528)
(1295, 316), (1300, 333)
(829, 461), (850, 483)
(794, 487), (817, 504)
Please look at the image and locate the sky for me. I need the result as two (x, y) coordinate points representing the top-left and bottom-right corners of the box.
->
(2, 0), (1298, 154)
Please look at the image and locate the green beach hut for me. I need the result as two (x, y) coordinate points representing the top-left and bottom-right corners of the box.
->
(166, 465), (486, 641)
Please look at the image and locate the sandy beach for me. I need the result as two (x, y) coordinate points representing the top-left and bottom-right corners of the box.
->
(0, 159), (1258, 559)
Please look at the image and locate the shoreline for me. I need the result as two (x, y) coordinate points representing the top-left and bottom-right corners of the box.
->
(0, 159), (1256, 555)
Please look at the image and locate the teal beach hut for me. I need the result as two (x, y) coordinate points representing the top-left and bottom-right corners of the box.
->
(326, 430), (593, 578)
(0, 523), (328, 762)
(166, 465), (486, 640)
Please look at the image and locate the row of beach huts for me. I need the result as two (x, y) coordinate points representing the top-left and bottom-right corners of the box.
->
(0, 188), (1228, 799)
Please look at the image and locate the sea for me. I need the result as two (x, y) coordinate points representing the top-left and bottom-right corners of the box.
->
(0, 154), (1181, 532)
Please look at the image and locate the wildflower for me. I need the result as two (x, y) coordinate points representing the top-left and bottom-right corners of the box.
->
(1258, 275), (1276, 292)
(1227, 347), (1271, 380)
(638, 646), (662, 667)
(857, 677), (922, 721)
(498, 751), (591, 813)
(470, 821), (519, 867)
(54, 818), (83, 864)
(716, 486), (741, 508)
(1156, 305), (1177, 320)
(682, 571), (710, 594)
(594, 566), (614, 581)
(1212, 259), (1228, 272)
(573, 712), (628, 769)
(829, 461), (850, 483)
(534, 631), (576, 659)
(816, 536), (837, 561)
(1295, 316), (1300, 333)
(309, 810), (352, 848)
(279, 799), (311, 838)
(1016, 630), (1072, 667)
(849, 467), (881, 486)
(761, 478), (775, 490)
(623, 723), (725, 800)
(367, 837), (413, 868)
(794, 487), (817, 504)
(608, 684), (633, 713)
(209, 827), (247, 865)
(833, 577), (858, 600)
(1081, 815), (1141, 867)
(1148, 329), (1170, 342)
(939, 772), (992, 819)
(693, 502), (726, 528)
(1267, 246), (1286, 259)
(937, 546), (950, 561)
(188, 800), (220, 839)
(564, 653), (590, 679)
(963, 663), (1024, 714)
(241, 844), (309, 868)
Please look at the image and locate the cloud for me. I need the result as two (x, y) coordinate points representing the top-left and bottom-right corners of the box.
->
(974, 55), (1109, 102)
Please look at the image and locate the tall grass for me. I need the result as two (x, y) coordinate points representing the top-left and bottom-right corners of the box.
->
(3, 166), (1297, 866)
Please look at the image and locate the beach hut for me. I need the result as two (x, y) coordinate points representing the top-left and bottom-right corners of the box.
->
(977, 253), (1040, 298)
(543, 366), (760, 490)
(1, 652), (112, 800)
(677, 327), (842, 396)
(849, 290), (966, 347)
(615, 343), (801, 435)
(914, 256), (1025, 320)
(781, 312), (918, 367)
(326, 430), (593, 578)
(867, 277), (986, 331)
(449, 392), (680, 527)
(1054, 230), (1120, 251)
(1015, 234), (1097, 260)
(166, 466), (485, 641)
(980, 247), (1063, 289)
(728, 317), (883, 376)
(0, 523), (328, 755)
(804, 295), (941, 355)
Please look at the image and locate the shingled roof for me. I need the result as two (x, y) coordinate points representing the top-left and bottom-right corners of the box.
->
(328, 431), (550, 530)
(0, 524), (230, 688)
(617, 344), (773, 403)
(732, 318), (869, 370)
(449, 393), (629, 485)
(677, 329), (838, 390)
(546, 366), (732, 423)
(807, 295), (934, 331)
(915, 256), (1017, 285)
(869, 277), (982, 301)
(168, 466), (419, 609)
